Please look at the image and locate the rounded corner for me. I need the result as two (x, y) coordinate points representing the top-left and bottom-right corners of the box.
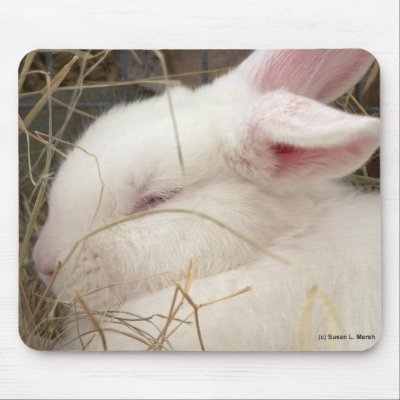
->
(18, 49), (40, 71)
(357, 48), (381, 70)
(18, 327), (47, 352)
(357, 332), (382, 352)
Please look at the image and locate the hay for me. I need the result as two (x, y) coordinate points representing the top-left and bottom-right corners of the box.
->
(18, 50), (380, 351)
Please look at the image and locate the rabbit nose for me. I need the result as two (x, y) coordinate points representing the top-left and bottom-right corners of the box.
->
(32, 232), (56, 279)
(35, 251), (56, 279)
(38, 263), (55, 278)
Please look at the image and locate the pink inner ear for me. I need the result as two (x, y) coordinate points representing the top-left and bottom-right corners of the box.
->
(271, 139), (375, 179)
(229, 89), (379, 182)
(240, 49), (375, 103)
(271, 143), (328, 177)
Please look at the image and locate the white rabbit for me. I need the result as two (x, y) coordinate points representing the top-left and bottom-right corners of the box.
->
(32, 50), (380, 351)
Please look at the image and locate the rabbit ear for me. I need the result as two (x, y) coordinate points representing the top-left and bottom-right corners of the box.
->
(226, 90), (379, 181)
(236, 49), (375, 103)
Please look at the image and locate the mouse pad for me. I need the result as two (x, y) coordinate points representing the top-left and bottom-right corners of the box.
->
(18, 49), (380, 351)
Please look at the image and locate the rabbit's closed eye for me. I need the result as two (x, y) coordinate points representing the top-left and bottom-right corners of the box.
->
(133, 188), (182, 213)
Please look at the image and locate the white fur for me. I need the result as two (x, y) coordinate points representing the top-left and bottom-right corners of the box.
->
(32, 50), (380, 351)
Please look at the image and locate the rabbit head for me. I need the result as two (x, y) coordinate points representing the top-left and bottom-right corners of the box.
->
(32, 50), (379, 309)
